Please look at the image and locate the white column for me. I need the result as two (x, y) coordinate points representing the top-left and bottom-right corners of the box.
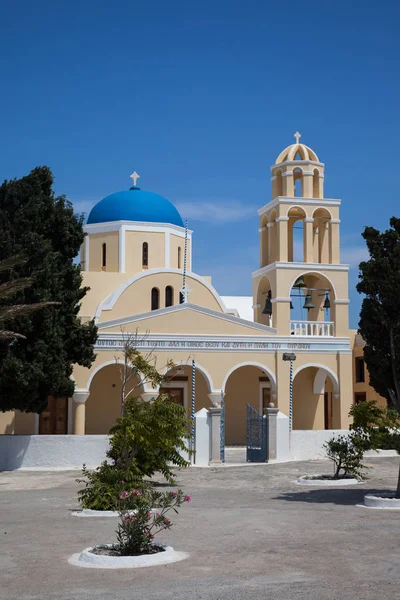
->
(165, 231), (170, 268)
(84, 234), (89, 271)
(118, 225), (126, 273)
(73, 391), (90, 435)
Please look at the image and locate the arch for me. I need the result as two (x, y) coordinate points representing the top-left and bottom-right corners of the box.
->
(151, 287), (159, 310)
(287, 206), (307, 263)
(255, 274), (273, 327)
(163, 361), (214, 393)
(313, 367), (339, 396)
(293, 363), (339, 395)
(142, 242), (148, 267)
(94, 268), (228, 320)
(222, 361), (276, 394)
(165, 285), (174, 307)
(293, 168), (303, 197)
(288, 270), (337, 300)
(312, 208), (332, 264)
(85, 362), (144, 434)
(273, 169), (283, 198)
(260, 215), (269, 267)
(312, 206), (332, 220)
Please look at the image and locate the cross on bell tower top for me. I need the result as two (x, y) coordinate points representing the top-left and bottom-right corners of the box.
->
(130, 171), (140, 187)
(294, 131), (301, 144)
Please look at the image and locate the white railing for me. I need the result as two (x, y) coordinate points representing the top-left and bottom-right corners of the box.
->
(290, 321), (334, 337)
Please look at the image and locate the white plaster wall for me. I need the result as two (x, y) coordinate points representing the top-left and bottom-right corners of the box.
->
(275, 411), (290, 462)
(0, 435), (110, 470)
(290, 429), (348, 461)
(195, 408), (211, 466)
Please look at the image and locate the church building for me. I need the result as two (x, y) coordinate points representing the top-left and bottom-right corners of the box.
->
(0, 135), (385, 444)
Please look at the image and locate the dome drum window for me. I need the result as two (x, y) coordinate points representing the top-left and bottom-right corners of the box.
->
(151, 287), (159, 311)
(101, 243), (107, 270)
(142, 242), (148, 268)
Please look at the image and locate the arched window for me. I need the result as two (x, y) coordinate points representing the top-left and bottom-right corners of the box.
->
(178, 247), (182, 269)
(142, 242), (148, 268)
(101, 243), (107, 269)
(165, 286), (174, 307)
(151, 287), (159, 311)
(287, 207), (306, 262)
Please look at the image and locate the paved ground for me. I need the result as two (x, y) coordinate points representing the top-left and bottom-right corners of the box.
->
(1, 457), (400, 600)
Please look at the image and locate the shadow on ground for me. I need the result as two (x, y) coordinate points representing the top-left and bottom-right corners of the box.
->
(273, 488), (394, 506)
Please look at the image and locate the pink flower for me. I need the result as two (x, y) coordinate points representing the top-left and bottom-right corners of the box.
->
(184, 495), (191, 503)
(171, 492), (177, 498)
(150, 535), (154, 541)
(121, 481), (125, 485)
(163, 518), (170, 525)
(131, 489), (141, 497)
(119, 491), (129, 500)
(147, 512), (152, 520)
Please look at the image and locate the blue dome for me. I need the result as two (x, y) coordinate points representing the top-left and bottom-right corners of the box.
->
(87, 187), (184, 227)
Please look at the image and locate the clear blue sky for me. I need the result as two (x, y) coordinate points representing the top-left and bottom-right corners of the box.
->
(1, 0), (399, 327)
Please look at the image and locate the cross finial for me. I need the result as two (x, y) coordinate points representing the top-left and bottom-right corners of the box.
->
(294, 131), (301, 144)
(130, 171), (140, 187)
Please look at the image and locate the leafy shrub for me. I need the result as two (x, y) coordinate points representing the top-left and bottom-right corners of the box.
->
(350, 400), (400, 452)
(108, 394), (191, 483)
(77, 394), (191, 510)
(77, 463), (146, 511)
(324, 431), (369, 480)
(116, 488), (190, 555)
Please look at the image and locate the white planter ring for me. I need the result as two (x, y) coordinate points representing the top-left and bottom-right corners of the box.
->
(71, 508), (158, 518)
(68, 543), (189, 569)
(296, 475), (362, 487)
(359, 493), (400, 510)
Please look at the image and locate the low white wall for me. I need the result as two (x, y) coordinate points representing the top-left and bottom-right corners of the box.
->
(290, 429), (348, 461)
(0, 435), (110, 470)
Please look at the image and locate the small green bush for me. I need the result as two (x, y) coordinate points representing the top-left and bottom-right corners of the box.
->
(324, 431), (369, 480)
(350, 400), (400, 452)
(77, 394), (191, 510)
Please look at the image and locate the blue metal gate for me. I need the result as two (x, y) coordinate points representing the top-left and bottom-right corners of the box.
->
(220, 395), (225, 463)
(246, 404), (267, 462)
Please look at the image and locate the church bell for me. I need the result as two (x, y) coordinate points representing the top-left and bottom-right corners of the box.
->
(303, 291), (315, 311)
(262, 291), (272, 316)
(294, 276), (306, 288)
(323, 293), (331, 310)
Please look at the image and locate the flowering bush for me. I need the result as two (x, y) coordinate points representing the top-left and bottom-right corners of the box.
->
(116, 489), (190, 555)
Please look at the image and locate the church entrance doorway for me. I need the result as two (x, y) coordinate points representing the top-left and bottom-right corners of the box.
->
(160, 387), (184, 406)
(39, 397), (68, 434)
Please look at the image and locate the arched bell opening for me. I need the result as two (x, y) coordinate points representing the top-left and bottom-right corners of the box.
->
(287, 207), (306, 262)
(293, 168), (304, 197)
(313, 168), (322, 199)
(256, 275), (273, 327)
(289, 272), (334, 336)
(272, 169), (283, 199)
(292, 365), (339, 429)
(260, 215), (269, 267)
(312, 208), (332, 264)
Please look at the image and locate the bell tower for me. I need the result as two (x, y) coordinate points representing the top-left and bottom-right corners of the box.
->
(253, 133), (349, 338)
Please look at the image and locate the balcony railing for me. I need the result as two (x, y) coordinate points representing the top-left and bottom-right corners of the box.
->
(290, 321), (334, 337)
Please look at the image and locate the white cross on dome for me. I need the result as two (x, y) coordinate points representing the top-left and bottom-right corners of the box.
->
(130, 171), (140, 186)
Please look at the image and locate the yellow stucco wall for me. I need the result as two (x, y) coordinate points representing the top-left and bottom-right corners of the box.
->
(89, 231), (119, 272)
(125, 231), (165, 272)
(99, 273), (224, 321)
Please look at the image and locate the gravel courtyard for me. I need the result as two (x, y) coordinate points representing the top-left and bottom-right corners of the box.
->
(1, 457), (400, 600)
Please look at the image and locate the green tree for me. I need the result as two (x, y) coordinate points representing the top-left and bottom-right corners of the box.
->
(0, 166), (97, 412)
(357, 216), (400, 496)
